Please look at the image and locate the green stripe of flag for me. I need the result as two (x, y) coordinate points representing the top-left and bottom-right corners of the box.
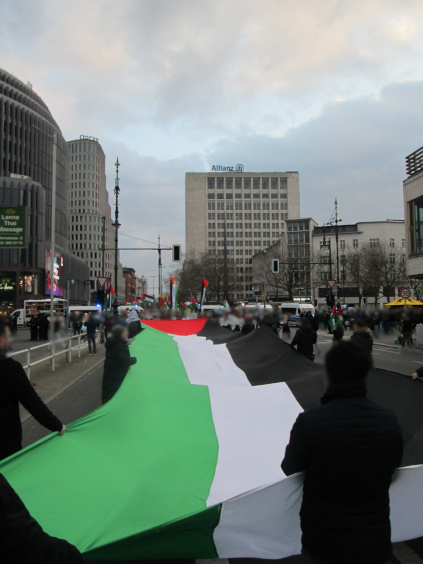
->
(0, 327), (220, 559)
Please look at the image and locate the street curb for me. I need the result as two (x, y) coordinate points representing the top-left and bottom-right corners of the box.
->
(22, 357), (104, 424)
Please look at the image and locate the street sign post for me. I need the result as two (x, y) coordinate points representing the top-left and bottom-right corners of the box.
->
(97, 276), (109, 289)
(327, 279), (337, 289)
(400, 287), (412, 300)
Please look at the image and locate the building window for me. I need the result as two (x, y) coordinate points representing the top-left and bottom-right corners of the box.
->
(253, 178), (260, 190)
(226, 178), (233, 190)
(217, 178), (224, 190)
(217, 193), (224, 199)
(262, 178), (269, 190)
(370, 238), (379, 247)
(207, 193), (215, 199)
(271, 178), (278, 190)
(390, 253), (395, 263)
(208, 178), (215, 190)
(340, 240), (345, 249)
(235, 178), (242, 189)
(408, 196), (423, 255)
(402, 238), (406, 248)
(353, 239), (358, 248)
(281, 179), (287, 189)
(244, 178), (251, 190)
(253, 193), (260, 199)
(390, 238), (395, 247)
(208, 203), (215, 210)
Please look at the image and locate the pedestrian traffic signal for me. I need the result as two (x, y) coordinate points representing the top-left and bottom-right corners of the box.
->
(271, 259), (279, 273)
(97, 289), (105, 306)
(172, 244), (181, 262)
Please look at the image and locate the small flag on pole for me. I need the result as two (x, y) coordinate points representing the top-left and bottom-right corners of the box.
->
(200, 278), (209, 311)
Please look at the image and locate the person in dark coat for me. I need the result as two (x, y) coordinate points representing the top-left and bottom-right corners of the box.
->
(0, 318), (65, 461)
(401, 316), (415, 347)
(282, 340), (403, 564)
(38, 313), (49, 340)
(84, 313), (100, 355)
(242, 319), (254, 335)
(29, 312), (39, 341)
(350, 319), (373, 352)
(102, 324), (137, 404)
(290, 319), (317, 361)
(0, 473), (83, 564)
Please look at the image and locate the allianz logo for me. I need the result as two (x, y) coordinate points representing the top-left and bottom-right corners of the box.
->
(211, 164), (244, 173)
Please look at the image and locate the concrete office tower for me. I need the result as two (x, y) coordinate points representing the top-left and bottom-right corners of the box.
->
(185, 171), (300, 300)
(66, 136), (125, 301)
(0, 67), (89, 310)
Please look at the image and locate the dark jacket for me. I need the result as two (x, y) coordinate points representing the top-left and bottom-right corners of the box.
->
(351, 328), (373, 352)
(282, 385), (403, 564)
(84, 317), (99, 336)
(0, 355), (63, 461)
(291, 325), (317, 356)
(102, 337), (137, 404)
(0, 473), (83, 564)
(402, 319), (414, 333)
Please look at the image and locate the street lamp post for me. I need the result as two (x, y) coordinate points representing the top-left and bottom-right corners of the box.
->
(150, 276), (157, 301)
(49, 133), (57, 344)
(113, 158), (120, 313)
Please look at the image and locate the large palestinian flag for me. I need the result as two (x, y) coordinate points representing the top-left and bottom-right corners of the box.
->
(1, 320), (423, 560)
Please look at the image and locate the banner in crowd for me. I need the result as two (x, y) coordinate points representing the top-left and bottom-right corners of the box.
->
(1, 320), (423, 560)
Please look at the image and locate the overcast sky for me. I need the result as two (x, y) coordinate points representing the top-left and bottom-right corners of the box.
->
(2, 0), (423, 284)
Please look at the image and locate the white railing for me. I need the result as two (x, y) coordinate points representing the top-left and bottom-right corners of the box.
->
(9, 330), (101, 380)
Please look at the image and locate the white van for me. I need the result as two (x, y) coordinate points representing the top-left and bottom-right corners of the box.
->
(10, 309), (25, 327)
(280, 302), (315, 326)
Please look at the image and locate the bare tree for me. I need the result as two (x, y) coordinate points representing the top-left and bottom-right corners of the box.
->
(253, 239), (314, 301)
(167, 252), (236, 304)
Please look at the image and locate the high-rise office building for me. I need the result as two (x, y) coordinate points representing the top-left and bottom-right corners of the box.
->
(66, 136), (125, 301)
(0, 67), (89, 311)
(185, 170), (300, 300)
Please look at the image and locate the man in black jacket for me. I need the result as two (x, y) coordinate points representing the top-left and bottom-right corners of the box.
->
(282, 341), (403, 564)
(0, 318), (65, 461)
(0, 473), (83, 563)
(84, 312), (100, 355)
(291, 319), (317, 361)
(102, 324), (137, 404)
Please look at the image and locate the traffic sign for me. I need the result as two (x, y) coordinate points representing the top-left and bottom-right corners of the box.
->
(400, 287), (412, 300)
(97, 276), (108, 289)
(327, 279), (337, 289)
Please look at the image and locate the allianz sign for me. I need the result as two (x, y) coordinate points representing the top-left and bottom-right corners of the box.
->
(211, 164), (244, 173)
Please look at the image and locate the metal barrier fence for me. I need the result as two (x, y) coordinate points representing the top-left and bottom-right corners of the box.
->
(9, 330), (101, 380)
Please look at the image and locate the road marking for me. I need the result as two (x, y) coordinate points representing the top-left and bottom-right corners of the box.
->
(373, 348), (399, 354)
(414, 361), (423, 364)
(393, 542), (423, 563)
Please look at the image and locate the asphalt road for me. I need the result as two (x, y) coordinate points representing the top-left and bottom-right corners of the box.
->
(21, 342), (423, 564)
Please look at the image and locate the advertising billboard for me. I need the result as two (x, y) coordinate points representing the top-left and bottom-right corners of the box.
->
(0, 206), (26, 248)
(45, 248), (64, 297)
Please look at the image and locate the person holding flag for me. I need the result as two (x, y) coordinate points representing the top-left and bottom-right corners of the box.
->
(106, 284), (116, 311)
(328, 303), (344, 340)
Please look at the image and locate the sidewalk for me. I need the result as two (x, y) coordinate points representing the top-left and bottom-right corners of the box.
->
(20, 344), (105, 423)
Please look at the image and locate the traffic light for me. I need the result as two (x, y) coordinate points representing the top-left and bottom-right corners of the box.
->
(271, 259), (279, 273)
(172, 244), (181, 262)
